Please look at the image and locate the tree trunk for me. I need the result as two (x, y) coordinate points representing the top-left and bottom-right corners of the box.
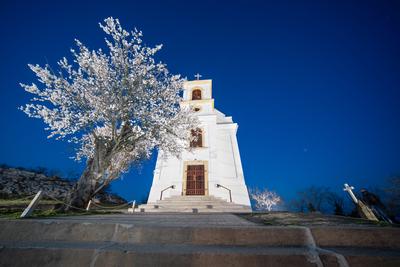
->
(63, 133), (125, 211)
(64, 158), (98, 211)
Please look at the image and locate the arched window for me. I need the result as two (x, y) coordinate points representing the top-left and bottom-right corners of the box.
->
(190, 128), (202, 147)
(192, 89), (202, 100)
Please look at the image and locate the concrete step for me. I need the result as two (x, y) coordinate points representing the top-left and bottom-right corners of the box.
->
(136, 208), (251, 213)
(137, 206), (252, 213)
(146, 200), (230, 203)
(1, 219), (399, 248)
(0, 241), (346, 267)
(147, 203), (250, 208)
(159, 196), (226, 200)
(146, 204), (251, 210)
(140, 195), (251, 213)
(0, 220), (310, 246)
(0, 218), (399, 267)
(2, 241), (400, 267)
(156, 198), (235, 204)
(160, 197), (229, 202)
(155, 200), (246, 205)
(153, 202), (233, 206)
(145, 206), (250, 211)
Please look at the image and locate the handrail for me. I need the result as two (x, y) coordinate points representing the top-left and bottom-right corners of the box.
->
(216, 184), (232, 202)
(160, 185), (175, 200)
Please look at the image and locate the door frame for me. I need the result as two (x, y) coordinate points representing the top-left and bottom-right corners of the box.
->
(182, 160), (209, 196)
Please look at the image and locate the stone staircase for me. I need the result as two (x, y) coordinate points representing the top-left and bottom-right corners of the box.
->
(136, 195), (252, 213)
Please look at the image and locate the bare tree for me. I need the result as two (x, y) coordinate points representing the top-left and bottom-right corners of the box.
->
(384, 176), (400, 219)
(326, 191), (345, 216)
(250, 188), (282, 211)
(291, 186), (330, 213)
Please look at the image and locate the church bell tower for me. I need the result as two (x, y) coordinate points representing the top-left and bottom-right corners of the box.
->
(140, 76), (251, 212)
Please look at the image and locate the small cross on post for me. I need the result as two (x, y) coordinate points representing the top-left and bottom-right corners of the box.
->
(194, 73), (202, 80)
(343, 183), (358, 204)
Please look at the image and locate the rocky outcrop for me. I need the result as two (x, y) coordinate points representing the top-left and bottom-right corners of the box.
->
(0, 167), (126, 204)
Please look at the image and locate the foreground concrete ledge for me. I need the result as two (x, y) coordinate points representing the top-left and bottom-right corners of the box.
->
(1, 242), (400, 267)
(310, 227), (400, 249)
(0, 218), (399, 249)
(1, 213), (400, 267)
(0, 246), (319, 267)
(2, 240), (400, 255)
(0, 220), (308, 246)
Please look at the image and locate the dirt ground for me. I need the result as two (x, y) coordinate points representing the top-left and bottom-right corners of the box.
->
(239, 211), (396, 227)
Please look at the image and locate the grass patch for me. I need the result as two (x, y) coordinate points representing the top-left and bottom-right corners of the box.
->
(0, 199), (58, 206)
(262, 221), (275, 225)
(0, 209), (123, 219)
(30, 209), (123, 218)
(0, 211), (22, 219)
(238, 212), (397, 227)
(0, 197), (125, 219)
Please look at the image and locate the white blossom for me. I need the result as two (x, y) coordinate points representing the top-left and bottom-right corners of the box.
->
(250, 188), (282, 211)
(20, 17), (198, 191)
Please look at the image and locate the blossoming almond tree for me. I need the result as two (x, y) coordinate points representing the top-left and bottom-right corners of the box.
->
(250, 188), (282, 211)
(20, 17), (197, 209)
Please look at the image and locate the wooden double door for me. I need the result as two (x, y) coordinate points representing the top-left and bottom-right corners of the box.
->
(186, 165), (205, 195)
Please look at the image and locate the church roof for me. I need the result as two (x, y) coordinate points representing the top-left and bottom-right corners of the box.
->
(214, 108), (233, 124)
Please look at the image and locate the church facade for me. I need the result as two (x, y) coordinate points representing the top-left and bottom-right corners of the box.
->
(146, 79), (251, 208)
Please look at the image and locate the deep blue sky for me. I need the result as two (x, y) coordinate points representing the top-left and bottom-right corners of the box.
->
(1, 0), (399, 203)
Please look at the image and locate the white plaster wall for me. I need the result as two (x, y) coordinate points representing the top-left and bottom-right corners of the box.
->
(181, 101), (214, 114)
(183, 80), (212, 100)
(148, 117), (212, 202)
(209, 124), (251, 206)
(148, 114), (251, 206)
(148, 153), (182, 201)
(147, 80), (251, 207)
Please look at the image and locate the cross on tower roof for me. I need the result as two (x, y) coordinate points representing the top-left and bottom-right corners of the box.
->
(194, 73), (202, 80)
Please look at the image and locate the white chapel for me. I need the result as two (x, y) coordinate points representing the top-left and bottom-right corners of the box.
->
(138, 78), (251, 212)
